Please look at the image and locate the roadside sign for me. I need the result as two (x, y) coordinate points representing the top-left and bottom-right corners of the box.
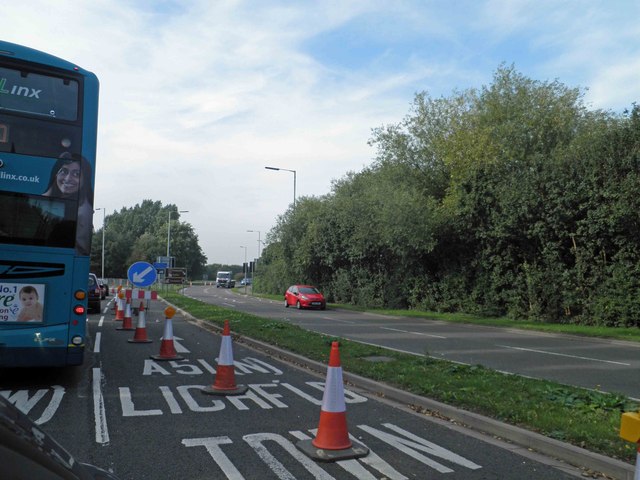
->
(154, 262), (168, 275)
(127, 261), (157, 287)
(165, 268), (186, 284)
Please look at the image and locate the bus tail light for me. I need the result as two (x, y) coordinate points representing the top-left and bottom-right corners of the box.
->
(75, 290), (86, 300)
(74, 305), (85, 315)
(71, 336), (83, 345)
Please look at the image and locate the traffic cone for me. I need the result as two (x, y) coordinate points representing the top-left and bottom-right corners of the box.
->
(296, 341), (369, 462)
(128, 301), (152, 343)
(115, 293), (125, 321)
(202, 320), (248, 395)
(150, 306), (184, 361)
(117, 298), (135, 331)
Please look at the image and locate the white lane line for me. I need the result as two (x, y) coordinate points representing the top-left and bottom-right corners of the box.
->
(92, 368), (110, 444)
(98, 315), (104, 327)
(320, 317), (356, 324)
(380, 327), (447, 339)
(497, 345), (631, 366)
(94, 332), (102, 353)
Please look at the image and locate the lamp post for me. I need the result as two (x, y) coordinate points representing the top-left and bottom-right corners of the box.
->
(167, 209), (189, 267)
(246, 229), (261, 258)
(265, 166), (296, 208)
(95, 207), (106, 280)
(240, 245), (247, 293)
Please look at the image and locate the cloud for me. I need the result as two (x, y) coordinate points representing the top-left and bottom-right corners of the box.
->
(2, 1), (638, 264)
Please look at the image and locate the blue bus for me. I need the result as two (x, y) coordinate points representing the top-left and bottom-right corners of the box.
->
(0, 41), (99, 367)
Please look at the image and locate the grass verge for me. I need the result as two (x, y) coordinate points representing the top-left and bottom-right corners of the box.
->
(164, 290), (638, 463)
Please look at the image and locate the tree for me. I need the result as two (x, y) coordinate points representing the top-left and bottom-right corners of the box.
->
(90, 200), (206, 279)
(257, 65), (639, 326)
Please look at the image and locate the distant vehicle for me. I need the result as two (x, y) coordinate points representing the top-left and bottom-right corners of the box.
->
(284, 285), (326, 310)
(216, 271), (235, 288)
(88, 274), (101, 313)
(0, 40), (100, 367)
(0, 395), (120, 479)
(240, 278), (252, 286)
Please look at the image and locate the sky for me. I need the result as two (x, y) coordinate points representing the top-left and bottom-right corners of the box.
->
(2, 1), (639, 265)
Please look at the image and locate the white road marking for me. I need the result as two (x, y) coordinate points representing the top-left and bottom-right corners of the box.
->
(92, 368), (109, 444)
(183, 437), (244, 479)
(380, 327), (446, 339)
(94, 332), (101, 353)
(288, 430), (406, 480)
(497, 345), (631, 366)
(172, 336), (190, 353)
(359, 423), (482, 472)
(34, 385), (65, 425)
(320, 316), (356, 324)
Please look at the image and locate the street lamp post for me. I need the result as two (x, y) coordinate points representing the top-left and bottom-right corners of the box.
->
(265, 166), (296, 208)
(247, 230), (261, 292)
(240, 245), (247, 293)
(167, 209), (189, 267)
(95, 207), (106, 280)
(246, 229), (261, 259)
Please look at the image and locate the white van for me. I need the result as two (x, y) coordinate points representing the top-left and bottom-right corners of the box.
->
(216, 271), (235, 288)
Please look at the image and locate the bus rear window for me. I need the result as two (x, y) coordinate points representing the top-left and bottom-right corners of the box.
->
(0, 191), (76, 249)
(0, 114), (81, 158)
(0, 66), (78, 121)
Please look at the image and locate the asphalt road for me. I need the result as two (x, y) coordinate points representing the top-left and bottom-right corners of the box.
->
(0, 296), (585, 479)
(184, 285), (640, 400)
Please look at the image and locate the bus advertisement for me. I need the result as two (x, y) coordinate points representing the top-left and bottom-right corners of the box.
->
(0, 40), (99, 367)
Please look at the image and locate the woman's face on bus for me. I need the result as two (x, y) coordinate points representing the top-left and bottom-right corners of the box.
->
(56, 161), (81, 195)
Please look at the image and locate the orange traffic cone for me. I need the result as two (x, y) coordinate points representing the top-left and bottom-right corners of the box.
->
(296, 341), (369, 462)
(128, 301), (152, 343)
(202, 320), (247, 395)
(115, 293), (125, 321)
(150, 306), (184, 361)
(117, 298), (135, 331)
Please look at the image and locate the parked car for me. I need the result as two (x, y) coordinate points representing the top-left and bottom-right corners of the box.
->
(0, 395), (120, 479)
(284, 285), (326, 310)
(88, 273), (101, 314)
(239, 278), (252, 286)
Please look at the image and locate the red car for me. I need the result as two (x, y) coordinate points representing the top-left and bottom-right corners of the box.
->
(284, 285), (326, 310)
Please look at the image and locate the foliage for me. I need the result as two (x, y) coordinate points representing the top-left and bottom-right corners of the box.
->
(256, 64), (640, 326)
(89, 200), (207, 278)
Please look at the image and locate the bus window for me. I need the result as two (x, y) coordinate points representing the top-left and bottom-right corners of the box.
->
(0, 113), (82, 158)
(0, 192), (77, 249)
(0, 66), (79, 120)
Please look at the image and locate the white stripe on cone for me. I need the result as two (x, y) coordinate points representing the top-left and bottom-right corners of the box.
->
(321, 366), (347, 413)
(162, 319), (174, 340)
(218, 336), (234, 365)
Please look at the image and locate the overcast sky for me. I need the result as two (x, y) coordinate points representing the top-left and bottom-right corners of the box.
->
(2, 1), (639, 265)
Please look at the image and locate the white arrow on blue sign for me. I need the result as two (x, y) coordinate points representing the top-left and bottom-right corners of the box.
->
(127, 261), (158, 287)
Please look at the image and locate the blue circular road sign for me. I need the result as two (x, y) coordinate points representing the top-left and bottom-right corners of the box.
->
(127, 261), (158, 287)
